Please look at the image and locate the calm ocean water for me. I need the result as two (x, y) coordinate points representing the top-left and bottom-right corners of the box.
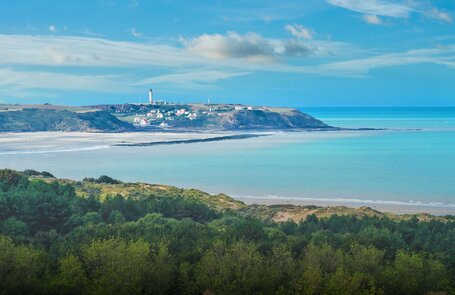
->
(1, 107), (454, 209)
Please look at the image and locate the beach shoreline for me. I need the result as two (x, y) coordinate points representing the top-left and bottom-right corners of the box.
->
(0, 131), (249, 154)
(0, 130), (372, 154)
(1, 130), (454, 217)
(235, 196), (455, 216)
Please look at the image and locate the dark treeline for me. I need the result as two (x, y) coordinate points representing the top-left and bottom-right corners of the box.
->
(0, 169), (454, 295)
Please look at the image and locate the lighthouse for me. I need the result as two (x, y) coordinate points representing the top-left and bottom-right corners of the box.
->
(148, 89), (153, 105)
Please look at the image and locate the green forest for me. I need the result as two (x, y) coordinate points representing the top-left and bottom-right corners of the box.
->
(0, 169), (454, 295)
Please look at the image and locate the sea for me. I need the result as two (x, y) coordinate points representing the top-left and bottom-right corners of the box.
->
(1, 107), (454, 212)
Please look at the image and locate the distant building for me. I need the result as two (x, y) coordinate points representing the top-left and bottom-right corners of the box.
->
(140, 118), (149, 127)
(148, 89), (153, 105)
(133, 116), (141, 123)
(235, 106), (243, 111)
(176, 109), (186, 116)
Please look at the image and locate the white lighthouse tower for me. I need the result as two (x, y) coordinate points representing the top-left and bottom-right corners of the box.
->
(148, 89), (153, 105)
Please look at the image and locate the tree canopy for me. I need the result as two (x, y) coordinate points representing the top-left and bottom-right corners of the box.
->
(0, 169), (454, 294)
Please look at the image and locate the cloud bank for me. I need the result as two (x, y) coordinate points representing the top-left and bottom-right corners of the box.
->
(181, 31), (317, 61)
(285, 24), (314, 40)
(327, 0), (452, 23)
(362, 14), (383, 25)
(137, 70), (250, 88)
(0, 32), (454, 97)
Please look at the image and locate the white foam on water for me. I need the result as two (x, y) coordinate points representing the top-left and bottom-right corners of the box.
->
(235, 194), (455, 208)
(0, 145), (111, 155)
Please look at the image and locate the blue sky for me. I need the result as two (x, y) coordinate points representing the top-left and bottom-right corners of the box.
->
(0, 0), (454, 106)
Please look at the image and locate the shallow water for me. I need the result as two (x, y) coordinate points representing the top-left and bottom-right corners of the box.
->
(1, 107), (454, 211)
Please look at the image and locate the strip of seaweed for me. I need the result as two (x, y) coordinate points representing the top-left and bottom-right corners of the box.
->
(114, 133), (269, 147)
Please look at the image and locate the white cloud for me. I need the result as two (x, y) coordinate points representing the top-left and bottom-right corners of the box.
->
(327, 0), (452, 23)
(285, 24), (314, 40)
(327, 0), (412, 18)
(0, 33), (455, 98)
(0, 68), (249, 97)
(0, 34), (199, 68)
(305, 46), (455, 77)
(0, 68), (132, 96)
(0, 33), (353, 69)
(49, 25), (57, 32)
(182, 32), (274, 61)
(130, 27), (143, 38)
(362, 14), (383, 25)
(79, 28), (105, 37)
(181, 31), (317, 61)
(425, 8), (452, 23)
(137, 70), (250, 88)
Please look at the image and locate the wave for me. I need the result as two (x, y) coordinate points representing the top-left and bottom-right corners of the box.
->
(0, 145), (111, 155)
(234, 194), (455, 208)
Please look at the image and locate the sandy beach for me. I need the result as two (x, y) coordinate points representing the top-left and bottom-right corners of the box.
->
(0, 131), (245, 154)
(0, 130), (453, 216)
(0, 130), (368, 154)
(236, 196), (455, 216)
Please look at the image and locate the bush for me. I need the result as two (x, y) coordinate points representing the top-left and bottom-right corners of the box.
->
(83, 175), (121, 184)
(22, 169), (55, 178)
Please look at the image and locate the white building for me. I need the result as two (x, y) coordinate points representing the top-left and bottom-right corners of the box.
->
(176, 109), (186, 116)
(148, 89), (153, 104)
(140, 118), (149, 127)
(187, 113), (197, 120)
(146, 110), (157, 117)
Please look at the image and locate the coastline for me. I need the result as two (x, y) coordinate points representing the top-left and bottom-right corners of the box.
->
(1, 130), (454, 217)
(0, 131), (250, 154)
(114, 133), (269, 146)
(0, 129), (370, 154)
(235, 195), (455, 216)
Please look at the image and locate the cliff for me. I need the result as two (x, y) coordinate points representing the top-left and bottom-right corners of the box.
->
(0, 108), (134, 132)
(0, 103), (332, 132)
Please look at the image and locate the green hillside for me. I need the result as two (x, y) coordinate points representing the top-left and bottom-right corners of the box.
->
(95, 103), (333, 131)
(0, 169), (454, 294)
(0, 103), (333, 132)
(0, 108), (134, 132)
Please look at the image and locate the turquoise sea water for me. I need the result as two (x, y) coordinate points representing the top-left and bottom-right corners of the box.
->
(304, 107), (455, 129)
(1, 107), (454, 210)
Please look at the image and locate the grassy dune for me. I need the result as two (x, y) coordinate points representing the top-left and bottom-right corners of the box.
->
(40, 175), (452, 222)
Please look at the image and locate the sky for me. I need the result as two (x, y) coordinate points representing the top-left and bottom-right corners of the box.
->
(0, 0), (454, 107)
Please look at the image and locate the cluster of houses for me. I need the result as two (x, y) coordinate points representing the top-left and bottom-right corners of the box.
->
(133, 108), (199, 128)
(235, 106), (254, 111)
(124, 91), (261, 128)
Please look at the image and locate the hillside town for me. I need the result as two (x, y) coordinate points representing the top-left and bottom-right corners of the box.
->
(90, 89), (262, 129)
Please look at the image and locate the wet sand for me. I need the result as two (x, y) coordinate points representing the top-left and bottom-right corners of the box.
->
(0, 131), (245, 154)
(1, 130), (452, 216)
(0, 130), (367, 154)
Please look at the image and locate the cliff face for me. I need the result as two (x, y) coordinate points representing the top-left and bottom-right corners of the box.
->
(219, 109), (330, 130)
(0, 109), (134, 132)
(132, 107), (331, 131)
(0, 105), (331, 132)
